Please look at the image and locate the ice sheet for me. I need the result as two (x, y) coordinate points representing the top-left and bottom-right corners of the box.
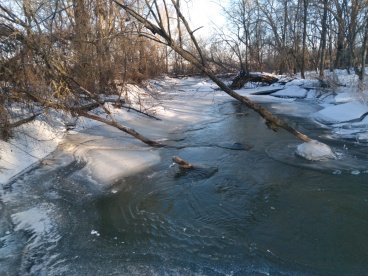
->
(68, 140), (161, 184)
(11, 204), (60, 245)
(0, 119), (65, 184)
(314, 101), (368, 124)
(271, 86), (308, 98)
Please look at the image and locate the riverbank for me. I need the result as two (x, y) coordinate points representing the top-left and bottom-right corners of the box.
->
(0, 77), (219, 185)
(1, 70), (367, 185)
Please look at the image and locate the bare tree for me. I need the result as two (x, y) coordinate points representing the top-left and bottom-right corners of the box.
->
(220, 0), (367, 79)
(345, 0), (361, 71)
(359, 11), (368, 82)
(319, 0), (328, 78)
(0, 0), (167, 146)
(301, 0), (308, 79)
(113, 0), (313, 142)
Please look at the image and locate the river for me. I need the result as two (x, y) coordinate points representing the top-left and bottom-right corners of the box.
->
(1, 78), (368, 275)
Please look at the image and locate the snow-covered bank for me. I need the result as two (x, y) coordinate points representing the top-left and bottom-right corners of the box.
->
(0, 116), (65, 184)
(0, 77), (219, 186)
(237, 69), (368, 142)
(1, 70), (367, 184)
(61, 78), (219, 185)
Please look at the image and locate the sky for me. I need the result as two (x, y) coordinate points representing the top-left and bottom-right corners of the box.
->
(183, 0), (229, 37)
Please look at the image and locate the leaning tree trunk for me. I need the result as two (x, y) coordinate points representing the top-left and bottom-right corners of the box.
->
(113, 0), (312, 143)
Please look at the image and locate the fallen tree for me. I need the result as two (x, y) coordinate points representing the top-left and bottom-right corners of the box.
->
(230, 71), (279, 89)
(113, 0), (312, 143)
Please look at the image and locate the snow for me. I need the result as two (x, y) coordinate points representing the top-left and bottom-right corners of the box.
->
(11, 204), (60, 244)
(357, 132), (368, 142)
(284, 78), (319, 88)
(313, 101), (368, 124)
(0, 77), (222, 186)
(295, 140), (336, 161)
(306, 89), (320, 99)
(1, 69), (368, 184)
(0, 118), (65, 184)
(57, 78), (218, 185)
(71, 145), (161, 184)
(233, 69), (368, 160)
(334, 92), (357, 104)
(267, 101), (322, 117)
(327, 69), (359, 86)
(271, 86), (308, 98)
(91, 230), (100, 236)
(237, 86), (284, 95)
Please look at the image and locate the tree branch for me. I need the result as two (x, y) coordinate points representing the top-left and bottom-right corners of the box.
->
(10, 113), (42, 128)
(77, 110), (164, 147)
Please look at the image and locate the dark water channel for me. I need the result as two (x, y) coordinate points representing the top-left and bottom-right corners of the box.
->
(2, 100), (368, 275)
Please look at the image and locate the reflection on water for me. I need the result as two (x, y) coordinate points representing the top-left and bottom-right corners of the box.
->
(2, 100), (368, 275)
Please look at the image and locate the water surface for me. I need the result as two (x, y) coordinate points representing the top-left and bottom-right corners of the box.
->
(1, 92), (368, 275)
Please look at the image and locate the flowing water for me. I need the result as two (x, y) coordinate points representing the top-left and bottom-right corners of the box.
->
(1, 87), (368, 275)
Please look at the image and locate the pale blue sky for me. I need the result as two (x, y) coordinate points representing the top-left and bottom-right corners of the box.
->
(184, 0), (229, 37)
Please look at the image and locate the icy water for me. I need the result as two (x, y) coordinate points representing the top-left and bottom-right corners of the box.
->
(2, 95), (368, 275)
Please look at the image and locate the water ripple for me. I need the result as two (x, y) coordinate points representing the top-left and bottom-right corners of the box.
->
(266, 140), (368, 174)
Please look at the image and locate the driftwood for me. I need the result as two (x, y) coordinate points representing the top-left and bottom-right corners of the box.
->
(230, 71), (279, 89)
(172, 156), (193, 169)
